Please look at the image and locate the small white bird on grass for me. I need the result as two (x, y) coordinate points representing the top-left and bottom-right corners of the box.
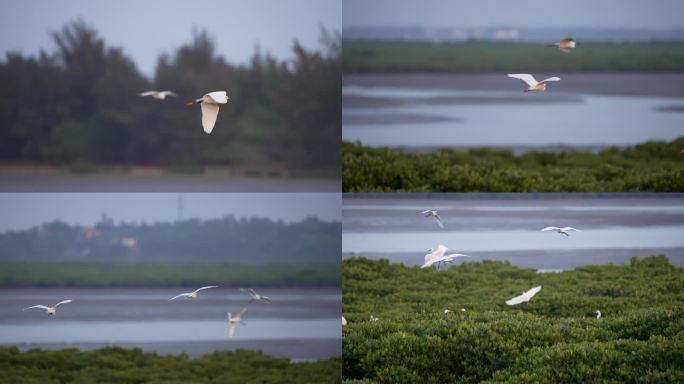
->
(24, 300), (73, 316)
(240, 288), (271, 303)
(421, 244), (471, 269)
(549, 38), (577, 53)
(541, 226), (581, 236)
(139, 90), (177, 100)
(505, 286), (542, 306)
(186, 91), (231, 134)
(369, 315), (379, 322)
(169, 286), (218, 301)
(342, 316), (347, 326)
(420, 210), (444, 228)
(595, 310), (602, 319)
(508, 74), (561, 92)
(228, 308), (247, 338)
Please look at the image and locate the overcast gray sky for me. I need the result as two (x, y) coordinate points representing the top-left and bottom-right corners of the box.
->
(0, 193), (341, 232)
(344, 0), (684, 29)
(0, 0), (341, 76)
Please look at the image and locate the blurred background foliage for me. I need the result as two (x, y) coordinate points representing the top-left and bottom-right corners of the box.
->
(342, 138), (684, 192)
(0, 20), (341, 175)
(342, 256), (684, 383)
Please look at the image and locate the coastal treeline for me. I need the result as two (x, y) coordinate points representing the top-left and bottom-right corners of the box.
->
(342, 255), (684, 383)
(0, 215), (341, 265)
(342, 138), (684, 192)
(0, 20), (341, 174)
(343, 40), (684, 73)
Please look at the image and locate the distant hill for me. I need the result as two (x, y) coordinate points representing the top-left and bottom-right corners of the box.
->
(0, 216), (341, 265)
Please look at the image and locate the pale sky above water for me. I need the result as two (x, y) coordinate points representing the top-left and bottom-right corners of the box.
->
(0, 193), (341, 232)
(343, 0), (684, 29)
(0, 0), (341, 76)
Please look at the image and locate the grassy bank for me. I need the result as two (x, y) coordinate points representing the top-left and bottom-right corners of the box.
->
(342, 139), (684, 192)
(0, 347), (341, 384)
(343, 40), (684, 73)
(342, 255), (684, 383)
(0, 262), (340, 288)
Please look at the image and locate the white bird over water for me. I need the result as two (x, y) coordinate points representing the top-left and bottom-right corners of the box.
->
(420, 210), (444, 228)
(240, 288), (271, 303)
(169, 286), (218, 301)
(23, 300), (73, 316)
(139, 90), (177, 100)
(505, 286), (542, 306)
(508, 74), (561, 92)
(541, 226), (581, 236)
(227, 308), (247, 338)
(549, 38), (577, 53)
(186, 91), (231, 134)
(595, 310), (602, 319)
(421, 244), (471, 269)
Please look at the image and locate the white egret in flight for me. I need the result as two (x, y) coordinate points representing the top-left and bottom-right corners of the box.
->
(420, 210), (444, 228)
(505, 286), (542, 306)
(421, 244), (470, 269)
(169, 286), (218, 301)
(508, 74), (561, 92)
(139, 90), (177, 100)
(541, 226), (581, 236)
(240, 288), (271, 303)
(227, 308), (247, 338)
(23, 300), (73, 316)
(549, 38), (577, 52)
(186, 91), (231, 134)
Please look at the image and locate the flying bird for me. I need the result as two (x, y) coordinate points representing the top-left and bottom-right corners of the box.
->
(541, 226), (581, 236)
(420, 210), (444, 228)
(595, 310), (602, 320)
(240, 288), (271, 303)
(23, 300), (73, 316)
(507, 74), (561, 92)
(549, 38), (577, 53)
(227, 308), (247, 338)
(505, 286), (542, 306)
(169, 286), (218, 301)
(139, 90), (177, 100)
(421, 244), (470, 269)
(186, 91), (231, 134)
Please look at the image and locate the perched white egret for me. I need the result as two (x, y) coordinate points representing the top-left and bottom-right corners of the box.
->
(23, 300), (73, 316)
(139, 90), (177, 100)
(186, 91), (231, 134)
(460, 308), (466, 312)
(595, 310), (602, 319)
(420, 210), (444, 228)
(369, 315), (379, 322)
(227, 308), (247, 338)
(541, 226), (581, 236)
(505, 286), (542, 306)
(421, 244), (470, 269)
(342, 316), (348, 326)
(507, 74), (561, 92)
(549, 38), (577, 53)
(444, 309), (451, 314)
(169, 286), (218, 301)
(240, 288), (271, 303)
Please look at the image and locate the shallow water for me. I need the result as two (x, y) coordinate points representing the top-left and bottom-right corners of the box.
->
(342, 76), (684, 148)
(342, 195), (684, 269)
(0, 288), (341, 358)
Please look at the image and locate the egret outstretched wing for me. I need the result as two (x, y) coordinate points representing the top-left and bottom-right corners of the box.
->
(228, 323), (238, 338)
(169, 293), (193, 301)
(539, 77), (561, 85)
(23, 305), (51, 311)
(206, 91), (229, 104)
(560, 227), (581, 232)
(139, 91), (157, 97)
(505, 295), (526, 306)
(240, 288), (259, 299)
(201, 102), (220, 134)
(525, 286), (542, 299)
(432, 214), (444, 228)
(193, 286), (218, 294)
(507, 74), (539, 87)
(159, 91), (177, 97)
(541, 227), (561, 232)
(54, 300), (73, 307)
